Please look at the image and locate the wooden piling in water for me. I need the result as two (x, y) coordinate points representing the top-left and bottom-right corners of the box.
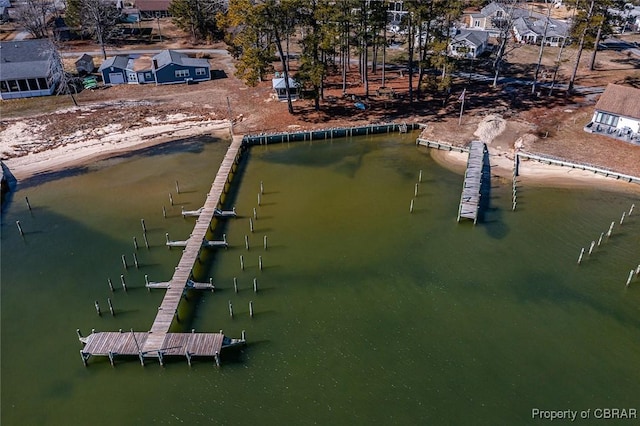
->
(253, 207), (257, 220)
(141, 219), (146, 233)
(234, 277), (238, 293)
(414, 183), (419, 197)
(257, 193), (261, 206)
(240, 255), (244, 270)
(133, 253), (139, 269)
(133, 237), (138, 250)
(107, 278), (114, 292)
(169, 193), (174, 206)
(253, 278), (258, 293)
(249, 301), (254, 318)
(607, 221), (614, 238)
(245, 235), (250, 250)
(260, 181), (264, 195)
(626, 270), (634, 287)
(25, 196), (32, 211)
(588, 241), (595, 256)
(597, 232), (604, 246)
(107, 298), (114, 316)
(95, 301), (101, 316)
(121, 254), (128, 269)
(143, 233), (149, 249)
(410, 199), (414, 213)
(16, 220), (24, 236)
(630, 204), (635, 216)
(162, 206), (167, 218)
(120, 274), (127, 291)
(228, 301), (233, 318)
(418, 170), (422, 183)
(620, 211), (626, 225)
(259, 256), (263, 271)
(250, 218), (254, 233)
(264, 235), (268, 250)
(175, 180), (180, 194)
(577, 248), (584, 265)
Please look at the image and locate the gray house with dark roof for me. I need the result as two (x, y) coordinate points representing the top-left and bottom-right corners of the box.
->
(448, 29), (489, 58)
(0, 40), (56, 100)
(151, 50), (210, 85)
(513, 16), (569, 47)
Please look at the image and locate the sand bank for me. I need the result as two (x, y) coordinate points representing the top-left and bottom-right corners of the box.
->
(1, 118), (231, 181)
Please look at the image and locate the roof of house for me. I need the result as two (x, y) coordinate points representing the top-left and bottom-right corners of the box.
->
(75, 53), (94, 64)
(135, 0), (170, 12)
(0, 39), (52, 80)
(595, 84), (640, 120)
(452, 29), (489, 47)
(272, 77), (299, 89)
(153, 50), (210, 70)
(98, 55), (132, 72)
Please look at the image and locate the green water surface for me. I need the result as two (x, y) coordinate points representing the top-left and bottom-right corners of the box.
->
(1, 133), (639, 425)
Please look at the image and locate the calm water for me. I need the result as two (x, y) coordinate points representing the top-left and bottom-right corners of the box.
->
(1, 133), (639, 425)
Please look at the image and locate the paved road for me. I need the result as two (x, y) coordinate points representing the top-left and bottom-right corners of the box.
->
(60, 48), (229, 58)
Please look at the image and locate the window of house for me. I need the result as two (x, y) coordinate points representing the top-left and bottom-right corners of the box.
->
(37, 78), (48, 89)
(8, 80), (19, 91)
(175, 69), (190, 78)
(18, 79), (29, 91)
(27, 79), (38, 90)
(474, 20), (481, 27)
(496, 11), (503, 18)
(595, 112), (619, 127)
(195, 68), (206, 76)
(145, 72), (152, 79)
(0, 81), (8, 92)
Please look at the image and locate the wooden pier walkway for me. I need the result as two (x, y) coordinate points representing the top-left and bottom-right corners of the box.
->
(457, 141), (487, 224)
(80, 136), (246, 366)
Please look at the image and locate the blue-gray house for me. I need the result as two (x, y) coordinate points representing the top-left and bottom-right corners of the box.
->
(0, 39), (56, 100)
(151, 50), (211, 85)
(98, 55), (154, 85)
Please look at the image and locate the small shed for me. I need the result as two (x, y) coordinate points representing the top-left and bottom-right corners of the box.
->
(272, 77), (300, 101)
(75, 54), (95, 75)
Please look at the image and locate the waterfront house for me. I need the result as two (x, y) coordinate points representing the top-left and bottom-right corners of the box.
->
(0, 40), (56, 100)
(98, 55), (134, 84)
(584, 83), (640, 144)
(151, 50), (211, 84)
(513, 16), (569, 47)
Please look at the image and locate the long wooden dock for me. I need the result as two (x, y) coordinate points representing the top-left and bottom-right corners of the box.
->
(80, 136), (246, 366)
(457, 141), (487, 224)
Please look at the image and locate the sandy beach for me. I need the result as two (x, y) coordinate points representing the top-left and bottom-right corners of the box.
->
(1, 106), (232, 181)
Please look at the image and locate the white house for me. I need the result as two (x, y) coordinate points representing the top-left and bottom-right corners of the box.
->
(584, 83), (640, 144)
(513, 16), (569, 47)
(448, 30), (489, 58)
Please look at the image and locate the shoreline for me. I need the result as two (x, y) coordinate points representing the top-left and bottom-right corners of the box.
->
(429, 148), (640, 195)
(1, 119), (639, 195)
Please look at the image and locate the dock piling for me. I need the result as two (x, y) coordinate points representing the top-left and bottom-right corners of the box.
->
(245, 235), (250, 250)
(94, 301), (101, 316)
(588, 241), (595, 256)
(16, 220), (24, 236)
(418, 170), (423, 183)
(141, 219), (146, 233)
(253, 207), (257, 220)
(257, 193), (261, 206)
(414, 183), (419, 197)
(234, 277), (238, 293)
(620, 211), (626, 225)
(597, 232), (604, 247)
(264, 235), (268, 250)
(107, 298), (114, 316)
(120, 274), (127, 292)
(121, 254), (128, 269)
(259, 256), (263, 271)
(107, 278), (114, 292)
(410, 199), (414, 213)
(249, 301), (254, 318)
(143, 233), (149, 249)
(240, 255), (244, 270)
(260, 181), (264, 195)
(228, 301), (233, 318)
(25, 196), (32, 211)
(250, 218), (254, 233)
(630, 204), (635, 216)
(162, 206), (167, 218)
(175, 180), (180, 194)
(577, 248), (585, 265)
(133, 253), (139, 269)
(607, 221), (615, 238)
(626, 270), (634, 287)
(133, 237), (138, 250)
(76, 328), (83, 339)
(253, 278), (258, 293)
(169, 193), (174, 206)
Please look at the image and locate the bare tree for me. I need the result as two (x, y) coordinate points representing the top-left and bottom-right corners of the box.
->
(13, 0), (54, 39)
(45, 38), (79, 106)
(491, 0), (518, 87)
(80, 0), (121, 59)
(567, 0), (596, 94)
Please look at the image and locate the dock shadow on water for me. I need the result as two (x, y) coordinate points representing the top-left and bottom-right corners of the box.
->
(479, 149), (510, 239)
